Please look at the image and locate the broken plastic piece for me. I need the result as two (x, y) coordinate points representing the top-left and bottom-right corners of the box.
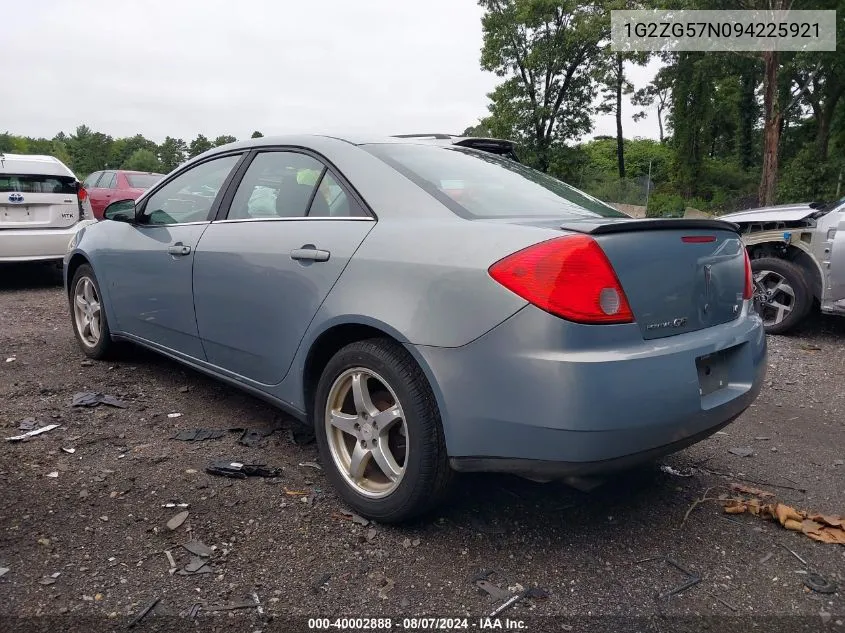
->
(238, 427), (275, 447)
(205, 458), (281, 479)
(172, 428), (227, 442)
(166, 511), (189, 531)
(127, 597), (160, 628)
(6, 424), (60, 442)
(182, 540), (213, 558)
(71, 392), (127, 408)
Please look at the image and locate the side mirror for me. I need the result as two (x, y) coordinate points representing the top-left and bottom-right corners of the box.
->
(103, 199), (137, 223)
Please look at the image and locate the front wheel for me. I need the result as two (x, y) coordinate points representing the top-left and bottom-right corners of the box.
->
(750, 257), (812, 335)
(314, 339), (452, 523)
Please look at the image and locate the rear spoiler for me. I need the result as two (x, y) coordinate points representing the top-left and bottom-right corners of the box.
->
(561, 218), (741, 235)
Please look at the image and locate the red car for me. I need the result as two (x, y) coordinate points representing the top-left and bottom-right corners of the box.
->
(82, 170), (165, 220)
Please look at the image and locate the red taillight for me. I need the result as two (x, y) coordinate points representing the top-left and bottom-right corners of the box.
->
(77, 186), (88, 202)
(743, 250), (753, 300)
(488, 235), (634, 324)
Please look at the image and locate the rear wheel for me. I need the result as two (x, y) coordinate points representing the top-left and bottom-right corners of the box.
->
(750, 257), (812, 334)
(69, 264), (115, 359)
(314, 339), (452, 523)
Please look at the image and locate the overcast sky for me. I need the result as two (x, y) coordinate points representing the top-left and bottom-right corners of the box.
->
(2, 0), (661, 143)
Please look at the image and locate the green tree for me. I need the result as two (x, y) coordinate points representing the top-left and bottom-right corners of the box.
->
(122, 148), (162, 172)
(250, 130), (264, 138)
(213, 135), (237, 147)
(67, 125), (113, 175)
(188, 134), (213, 158)
(478, 0), (608, 171)
(157, 136), (188, 172)
(632, 66), (672, 143)
(110, 134), (158, 169)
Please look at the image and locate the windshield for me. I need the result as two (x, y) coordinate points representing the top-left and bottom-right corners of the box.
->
(363, 143), (626, 219)
(126, 173), (164, 189)
(0, 174), (76, 194)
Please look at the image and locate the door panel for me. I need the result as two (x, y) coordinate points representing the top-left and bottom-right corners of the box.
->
(104, 224), (209, 357)
(193, 219), (374, 384)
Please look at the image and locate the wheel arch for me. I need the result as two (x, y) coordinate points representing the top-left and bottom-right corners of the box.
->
(745, 238), (823, 302)
(65, 253), (90, 296)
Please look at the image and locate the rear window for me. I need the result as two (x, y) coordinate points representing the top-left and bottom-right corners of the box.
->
(0, 174), (76, 194)
(363, 143), (626, 220)
(126, 173), (164, 189)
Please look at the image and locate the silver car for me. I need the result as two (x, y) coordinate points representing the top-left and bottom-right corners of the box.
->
(65, 135), (766, 522)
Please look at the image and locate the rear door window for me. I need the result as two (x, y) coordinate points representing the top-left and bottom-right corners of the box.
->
(0, 174), (77, 194)
(99, 172), (117, 189)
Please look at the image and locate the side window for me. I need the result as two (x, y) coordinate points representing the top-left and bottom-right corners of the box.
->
(308, 172), (368, 218)
(226, 151), (324, 220)
(141, 154), (240, 226)
(83, 172), (101, 188)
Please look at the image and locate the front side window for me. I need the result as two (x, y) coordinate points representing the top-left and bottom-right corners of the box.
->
(141, 154), (240, 225)
(226, 151), (324, 220)
(83, 172), (101, 188)
(363, 143), (627, 220)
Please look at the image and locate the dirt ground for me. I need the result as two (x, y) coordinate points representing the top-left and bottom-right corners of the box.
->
(1, 262), (844, 633)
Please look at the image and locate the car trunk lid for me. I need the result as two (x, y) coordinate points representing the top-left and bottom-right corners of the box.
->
(0, 175), (80, 229)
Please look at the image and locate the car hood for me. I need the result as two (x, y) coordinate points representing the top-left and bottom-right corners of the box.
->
(719, 203), (815, 224)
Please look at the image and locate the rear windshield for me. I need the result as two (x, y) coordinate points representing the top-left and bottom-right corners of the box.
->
(0, 174), (76, 194)
(126, 173), (164, 189)
(363, 143), (626, 219)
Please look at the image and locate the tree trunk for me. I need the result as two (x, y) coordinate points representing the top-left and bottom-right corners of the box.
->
(816, 106), (832, 161)
(615, 54), (625, 179)
(657, 104), (664, 143)
(758, 50), (781, 206)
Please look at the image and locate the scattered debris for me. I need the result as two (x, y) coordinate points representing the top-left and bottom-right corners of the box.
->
(166, 511), (189, 531)
(681, 487), (716, 526)
(299, 461), (322, 470)
(366, 528), (377, 542)
(6, 357), (15, 363)
(730, 483), (775, 498)
(660, 464), (694, 477)
(166, 412), (182, 419)
(800, 344), (822, 352)
(378, 578), (395, 599)
(71, 392), (127, 408)
(284, 488), (306, 496)
(18, 418), (37, 431)
(61, 447), (76, 454)
(779, 543), (808, 567)
(6, 424), (60, 442)
(164, 550), (177, 573)
(635, 556), (701, 600)
(489, 587), (548, 617)
(475, 579), (512, 602)
(205, 458), (282, 479)
(38, 576), (56, 585)
(251, 591), (264, 617)
(179, 386), (190, 393)
(312, 572), (331, 594)
(182, 540), (213, 558)
(759, 552), (774, 564)
(239, 428), (275, 447)
(127, 597), (160, 628)
(80, 360), (93, 367)
(178, 556), (213, 575)
(728, 447), (754, 457)
(203, 600), (260, 612)
(161, 503), (189, 509)
(723, 499), (845, 544)
(834, 460), (844, 467)
(46, 471), (59, 478)
(0, 567), (8, 578)
(707, 591), (737, 612)
(172, 428), (227, 442)
(337, 510), (369, 526)
(804, 572), (837, 594)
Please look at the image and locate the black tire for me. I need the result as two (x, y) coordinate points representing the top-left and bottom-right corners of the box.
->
(314, 338), (452, 523)
(69, 264), (116, 360)
(750, 256), (812, 335)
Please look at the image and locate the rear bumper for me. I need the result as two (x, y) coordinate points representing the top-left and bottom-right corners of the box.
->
(0, 221), (96, 262)
(413, 303), (767, 475)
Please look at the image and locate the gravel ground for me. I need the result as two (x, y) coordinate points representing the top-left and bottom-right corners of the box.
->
(0, 262), (844, 633)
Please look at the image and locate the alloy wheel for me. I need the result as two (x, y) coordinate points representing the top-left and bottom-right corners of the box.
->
(73, 276), (102, 348)
(753, 269), (795, 327)
(324, 367), (408, 498)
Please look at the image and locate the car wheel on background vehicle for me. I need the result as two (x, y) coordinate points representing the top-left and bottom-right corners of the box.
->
(69, 264), (115, 359)
(750, 256), (812, 334)
(314, 339), (452, 523)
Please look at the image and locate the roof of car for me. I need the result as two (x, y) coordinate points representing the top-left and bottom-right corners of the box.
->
(0, 153), (76, 178)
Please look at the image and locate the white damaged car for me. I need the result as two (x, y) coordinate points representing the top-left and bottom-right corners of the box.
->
(721, 198), (845, 333)
(0, 153), (96, 264)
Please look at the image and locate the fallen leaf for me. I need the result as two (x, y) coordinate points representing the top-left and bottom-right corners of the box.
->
(774, 503), (803, 526)
(783, 518), (803, 532)
(730, 483), (775, 498)
(166, 510), (189, 531)
(724, 503), (747, 514)
(808, 514), (845, 528)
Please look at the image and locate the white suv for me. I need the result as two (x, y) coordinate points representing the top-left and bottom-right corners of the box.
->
(0, 153), (96, 263)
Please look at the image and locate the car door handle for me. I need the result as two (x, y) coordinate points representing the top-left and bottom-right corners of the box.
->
(290, 247), (330, 262)
(167, 243), (191, 256)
